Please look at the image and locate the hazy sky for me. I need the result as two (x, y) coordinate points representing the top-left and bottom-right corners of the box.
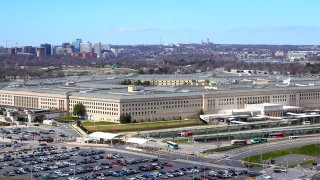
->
(1, 0), (320, 46)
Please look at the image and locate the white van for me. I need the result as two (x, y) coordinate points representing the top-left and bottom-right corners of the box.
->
(289, 136), (299, 139)
(302, 121), (311, 125)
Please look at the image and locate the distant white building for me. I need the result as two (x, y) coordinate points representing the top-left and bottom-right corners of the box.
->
(101, 44), (111, 51)
(94, 42), (102, 58)
(287, 51), (312, 61)
(80, 41), (92, 52)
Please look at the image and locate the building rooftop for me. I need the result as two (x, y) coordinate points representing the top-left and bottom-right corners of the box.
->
(1, 73), (320, 101)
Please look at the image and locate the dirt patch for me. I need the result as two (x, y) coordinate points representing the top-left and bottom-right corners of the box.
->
(269, 154), (314, 166)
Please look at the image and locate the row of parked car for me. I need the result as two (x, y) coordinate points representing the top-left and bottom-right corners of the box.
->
(0, 141), (253, 180)
(1, 146), (92, 178)
(31, 155), (158, 179)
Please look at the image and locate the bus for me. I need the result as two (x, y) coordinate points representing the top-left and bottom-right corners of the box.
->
(250, 138), (267, 144)
(230, 139), (247, 146)
(230, 120), (249, 125)
(166, 141), (179, 149)
(267, 132), (285, 138)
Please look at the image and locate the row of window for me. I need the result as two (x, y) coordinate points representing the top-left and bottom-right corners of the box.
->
(122, 104), (201, 112)
(40, 102), (57, 106)
(0, 95), (11, 97)
(40, 98), (57, 102)
(122, 100), (200, 107)
(86, 110), (118, 115)
(14, 96), (39, 109)
(123, 111), (156, 116)
(0, 101), (12, 105)
(70, 100), (118, 107)
(300, 93), (320, 100)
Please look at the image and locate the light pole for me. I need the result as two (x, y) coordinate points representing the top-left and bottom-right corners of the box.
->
(202, 162), (206, 179)
(30, 164), (33, 180)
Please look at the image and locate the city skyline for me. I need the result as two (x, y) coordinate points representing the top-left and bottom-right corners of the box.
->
(1, 0), (320, 46)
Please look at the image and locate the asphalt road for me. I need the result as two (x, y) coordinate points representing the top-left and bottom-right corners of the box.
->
(229, 136), (320, 161)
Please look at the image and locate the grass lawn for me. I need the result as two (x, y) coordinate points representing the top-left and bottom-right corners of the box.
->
(54, 116), (78, 121)
(289, 159), (315, 168)
(162, 138), (192, 144)
(242, 144), (320, 165)
(82, 119), (204, 133)
(81, 121), (118, 126)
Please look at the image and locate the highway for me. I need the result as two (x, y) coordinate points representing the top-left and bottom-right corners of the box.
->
(229, 136), (320, 160)
(202, 135), (320, 169)
(192, 124), (320, 138)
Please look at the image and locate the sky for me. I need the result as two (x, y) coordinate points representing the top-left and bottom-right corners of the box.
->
(1, 0), (320, 46)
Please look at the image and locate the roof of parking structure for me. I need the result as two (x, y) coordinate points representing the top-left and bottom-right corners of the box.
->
(87, 132), (120, 140)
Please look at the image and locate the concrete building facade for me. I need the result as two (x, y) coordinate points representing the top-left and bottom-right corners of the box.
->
(0, 87), (320, 123)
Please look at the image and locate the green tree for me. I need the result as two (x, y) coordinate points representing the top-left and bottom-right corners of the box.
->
(134, 80), (142, 85)
(138, 69), (144, 74)
(197, 108), (204, 119)
(120, 114), (131, 124)
(73, 103), (86, 118)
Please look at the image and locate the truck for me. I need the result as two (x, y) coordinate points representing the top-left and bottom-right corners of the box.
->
(177, 132), (193, 137)
(43, 120), (57, 126)
(38, 137), (54, 143)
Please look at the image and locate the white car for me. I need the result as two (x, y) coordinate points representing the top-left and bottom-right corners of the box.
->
(97, 177), (106, 180)
(261, 175), (273, 180)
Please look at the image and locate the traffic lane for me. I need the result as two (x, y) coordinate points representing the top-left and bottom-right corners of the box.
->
(227, 136), (320, 156)
(230, 138), (320, 161)
(42, 123), (80, 138)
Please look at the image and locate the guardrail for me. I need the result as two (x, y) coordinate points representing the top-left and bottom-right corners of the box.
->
(71, 124), (87, 136)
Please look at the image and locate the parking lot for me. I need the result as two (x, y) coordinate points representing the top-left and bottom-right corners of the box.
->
(0, 126), (262, 180)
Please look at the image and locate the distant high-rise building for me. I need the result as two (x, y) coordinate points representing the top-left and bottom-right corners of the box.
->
(55, 48), (68, 55)
(0, 46), (5, 54)
(22, 46), (32, 54)
(80, 41), (92, 52)
(62, 42), (70, 48)
(40, 43), (51, 55)
(93, 42), (102, 58)
(101, 44), (111, 51)
(7, 48), (16, 54)
(36, 47), (46, 57)
(74, 39), (82, 52)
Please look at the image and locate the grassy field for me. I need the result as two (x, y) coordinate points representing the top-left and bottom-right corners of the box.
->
(54, 116), (78, 121)
(81, 121), (118, 126)
(243, 144), (320, 165)
(82, 119), (204, 133)
(289, 160), (315, 168)
(162, 138), (192, 144)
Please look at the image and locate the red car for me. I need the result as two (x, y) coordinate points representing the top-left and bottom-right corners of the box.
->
(163, 163), (173, 167)
(112, 161), (126, 166)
